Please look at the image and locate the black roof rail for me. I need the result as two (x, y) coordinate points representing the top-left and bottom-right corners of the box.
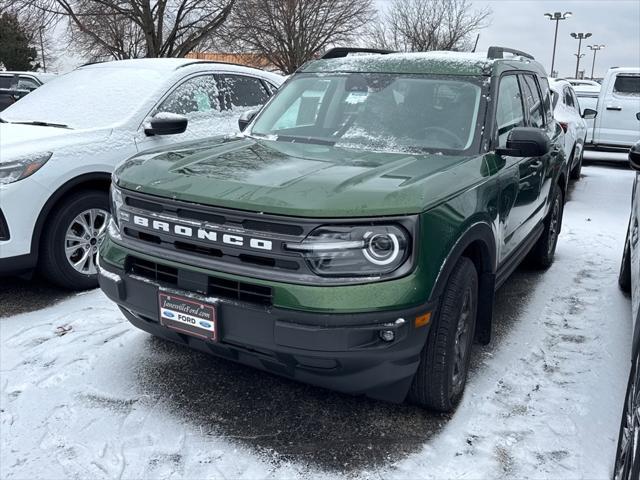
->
(321, 47), (396, 59)
(487, 46), (534, 61)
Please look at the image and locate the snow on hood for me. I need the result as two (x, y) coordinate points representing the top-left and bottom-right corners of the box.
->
(0, 123), (111, 163)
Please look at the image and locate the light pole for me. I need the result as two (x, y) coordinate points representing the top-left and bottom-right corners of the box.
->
(544, 11), (572, 77)
(588, 44), (605, 79)
(571, 32), (592, 78)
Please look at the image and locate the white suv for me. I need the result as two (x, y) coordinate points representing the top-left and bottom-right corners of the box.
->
(0, 59), (283, 289)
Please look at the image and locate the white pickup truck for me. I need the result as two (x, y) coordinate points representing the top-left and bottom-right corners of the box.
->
(585, 67), (640, 151)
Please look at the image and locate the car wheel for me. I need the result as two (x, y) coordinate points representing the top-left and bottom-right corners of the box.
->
(408, 256), (477, 412)
(613, 349), (640, 480)
(570, 147), (583, 180)
(620, 224), (632, 293)
(529, 186), (564, 269)
(39, 190), (110, 290)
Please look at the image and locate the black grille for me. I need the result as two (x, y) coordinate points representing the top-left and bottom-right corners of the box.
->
(0, 209), (10, 241)
(127, 257), (273, 305)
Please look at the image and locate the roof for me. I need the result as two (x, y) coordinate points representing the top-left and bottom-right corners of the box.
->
(76, 58), (284, 84)
(300, 50), (544, 76)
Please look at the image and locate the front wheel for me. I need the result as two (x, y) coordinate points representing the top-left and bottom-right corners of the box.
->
(528, 186), (564, 269)
(39, 190), (110, 290)
(408, 256), (478, 412)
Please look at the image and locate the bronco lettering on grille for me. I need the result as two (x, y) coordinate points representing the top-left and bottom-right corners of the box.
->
(131, 214), (273, 251)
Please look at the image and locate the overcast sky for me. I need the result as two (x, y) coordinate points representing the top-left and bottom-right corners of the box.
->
(377, 0), (640, 78)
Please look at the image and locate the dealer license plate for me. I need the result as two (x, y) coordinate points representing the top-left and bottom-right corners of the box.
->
(158, 291), (218, 342)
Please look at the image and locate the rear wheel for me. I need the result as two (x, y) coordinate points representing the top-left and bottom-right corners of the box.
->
(39, 190), (110, 290)
(613, 349), (640, 480)
(528, 186), (564, 269)
(408, 256), (478, 412)
(619, 225), (632, 293)
(570, 147), (583, 180)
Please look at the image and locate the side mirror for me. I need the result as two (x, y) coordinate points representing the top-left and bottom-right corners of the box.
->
(582, 108), (597, 120)
(238, 109), (258, 132)
(496, 127), (551, 157)
(636, 112), (640, 121)
(629, 142), (640, 171)
(144, 113), (188, 136)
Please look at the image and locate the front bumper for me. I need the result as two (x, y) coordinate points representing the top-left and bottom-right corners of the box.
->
(0, 178), (50, 266)
(98, 260), (435, 403)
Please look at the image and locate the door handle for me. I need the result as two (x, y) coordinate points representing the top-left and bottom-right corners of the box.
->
(606, 105), (622, 111)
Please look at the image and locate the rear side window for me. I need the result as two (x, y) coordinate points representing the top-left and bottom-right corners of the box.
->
(613, 74), (640, 95)
(538, 77), (553, 124)
(495, 74), (525, 147)
(0, 76), (15, 89)
(217, 74), (270, 110)
(563, 87), (575, 108)
(521, 74), (545, 128)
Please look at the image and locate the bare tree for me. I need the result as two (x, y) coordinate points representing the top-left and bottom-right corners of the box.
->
(227, 0), (375, 74)
(10, 0), (236, 60)
(367, 0), (491, 52)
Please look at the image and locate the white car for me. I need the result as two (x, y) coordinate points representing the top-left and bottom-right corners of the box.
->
(566, 78), (601, 89)
(0, 58), (283, 289)
(549, 78), (596, 180)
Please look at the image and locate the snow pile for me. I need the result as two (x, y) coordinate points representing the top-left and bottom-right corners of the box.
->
(0, 165), (635, 479)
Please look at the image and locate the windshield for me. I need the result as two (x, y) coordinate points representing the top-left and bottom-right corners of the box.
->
(250, 73), (484, 154)
(0, 67), (166, 129)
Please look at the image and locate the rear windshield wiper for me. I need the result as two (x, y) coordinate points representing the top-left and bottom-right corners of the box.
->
(5, 120), (70, 129)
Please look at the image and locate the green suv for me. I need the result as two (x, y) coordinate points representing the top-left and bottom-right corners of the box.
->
(99, 47), (567, 411)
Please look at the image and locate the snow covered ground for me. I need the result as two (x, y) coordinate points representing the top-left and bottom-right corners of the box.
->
(0, 164), (635, 479)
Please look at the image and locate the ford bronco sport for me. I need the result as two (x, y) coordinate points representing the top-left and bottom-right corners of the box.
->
(98, 47), (568, 411)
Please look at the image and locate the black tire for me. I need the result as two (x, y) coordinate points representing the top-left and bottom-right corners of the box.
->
(569, 147), (583, 180)
(39, 190), (110, 290)
(619, 225), (632, 293)
(409, 256), (478, 412)
(528, 186), (564, 269)
(613, 350), (640, 480)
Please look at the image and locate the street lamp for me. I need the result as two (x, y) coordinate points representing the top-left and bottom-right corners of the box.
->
(571, 32), (592, 78)
(588, 44), (605, 80)
(544, 11), (572, 77)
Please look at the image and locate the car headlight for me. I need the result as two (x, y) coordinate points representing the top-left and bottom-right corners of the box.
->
(285, 224), (411, 277)
(0, 152), (53, 185)
(109, 183), (128, 229)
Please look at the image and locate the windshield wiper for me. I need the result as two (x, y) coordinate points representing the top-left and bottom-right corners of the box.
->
(275, 135), (335, 146)
(5, 120), (70, 129)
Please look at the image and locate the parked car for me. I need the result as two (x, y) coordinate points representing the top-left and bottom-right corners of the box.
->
(0, 71), (56, 111)
(586, 67), (640, 153)
(566, 78), (601, 89)
(98, 47), (568, 411)
(0, 58), (283, 289)
(573, 84), (601, 133)
(616, 140), (640, 480)
(549, 78), (596, 180)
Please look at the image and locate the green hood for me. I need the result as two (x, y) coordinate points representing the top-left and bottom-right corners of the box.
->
(115, 136), (487, 218)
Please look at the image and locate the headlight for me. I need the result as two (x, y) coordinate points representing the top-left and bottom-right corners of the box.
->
(0, 152), (52, 185)
(285, 224), (411, 277)
(109, 183), (128, 228)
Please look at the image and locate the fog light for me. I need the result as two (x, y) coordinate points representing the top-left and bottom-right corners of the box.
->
(379, 329), (395, 342)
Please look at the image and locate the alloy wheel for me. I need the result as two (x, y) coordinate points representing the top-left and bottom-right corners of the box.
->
(452, 286), (473, 392)
(64, 208), (110, 275)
